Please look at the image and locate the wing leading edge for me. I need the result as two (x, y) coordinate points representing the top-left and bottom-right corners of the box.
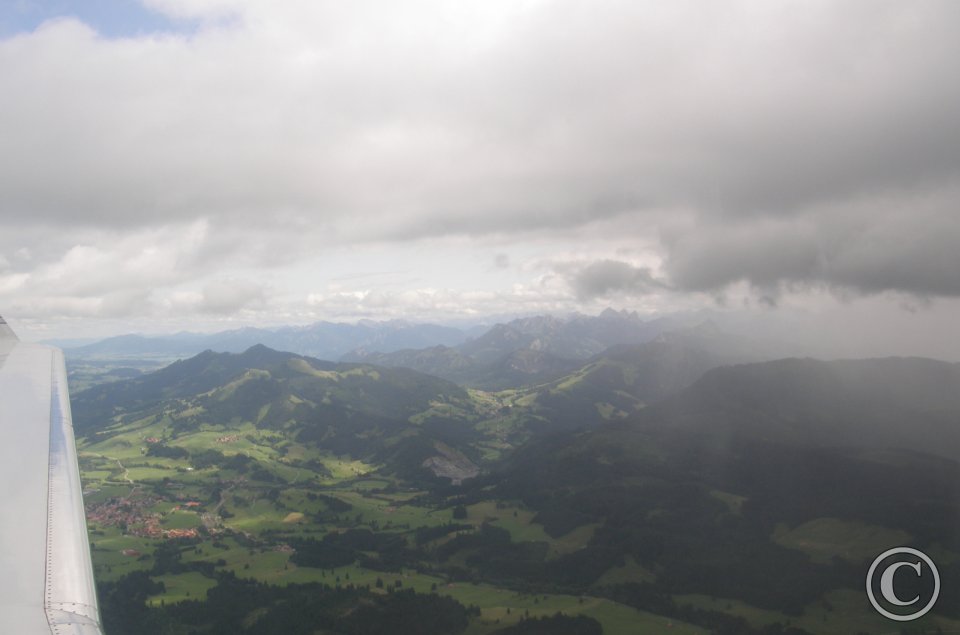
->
(0, 316), (104, 634)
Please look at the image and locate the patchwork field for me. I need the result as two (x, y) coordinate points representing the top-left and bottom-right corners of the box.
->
(78, 413), (687, 634)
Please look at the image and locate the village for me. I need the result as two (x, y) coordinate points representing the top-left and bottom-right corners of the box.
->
(86, 494), (203, 540)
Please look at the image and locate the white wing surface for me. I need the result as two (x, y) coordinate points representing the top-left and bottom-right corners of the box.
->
(0, 315), (104, 634)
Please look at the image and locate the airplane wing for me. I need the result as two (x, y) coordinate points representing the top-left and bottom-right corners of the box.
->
(0, 315), (104, 634)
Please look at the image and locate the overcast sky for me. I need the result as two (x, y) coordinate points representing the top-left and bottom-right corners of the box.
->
(1, 1), (959, 355)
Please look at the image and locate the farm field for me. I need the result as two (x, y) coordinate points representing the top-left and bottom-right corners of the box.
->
(78, 411), (682, 634)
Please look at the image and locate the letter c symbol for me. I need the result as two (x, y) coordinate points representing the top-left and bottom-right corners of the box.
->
(867, 547), (940, 621)
(880, 560), (921, 606)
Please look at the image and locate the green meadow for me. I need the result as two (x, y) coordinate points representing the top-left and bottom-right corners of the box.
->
(78, 412), (689, 634)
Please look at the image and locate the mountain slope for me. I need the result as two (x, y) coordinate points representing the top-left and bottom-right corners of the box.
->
(343, 310), (699, 390)
(477, 355), (960, 620)
(72, 345), (487, 479)
(644, 356), (960, 460)
(457, 309), (690, 364)
(343, 345), (582, 391)
(339, 345), (480, 383)
(527, 321), (775, 425)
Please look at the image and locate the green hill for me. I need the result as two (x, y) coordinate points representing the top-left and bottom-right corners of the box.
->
(526, 322), (771, 427)
(74, 344), (489, 480)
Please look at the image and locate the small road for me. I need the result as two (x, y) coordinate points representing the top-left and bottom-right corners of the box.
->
(87, 453), (141, 498)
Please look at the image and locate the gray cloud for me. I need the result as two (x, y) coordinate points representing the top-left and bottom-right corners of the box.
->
(562, 260), (665, 301)
(663, 188), (960, 298)
(2, 0), (960, 335)
(2, 3), (957, 230)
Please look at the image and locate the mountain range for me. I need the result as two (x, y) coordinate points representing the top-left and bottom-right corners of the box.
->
(63, 309), (700, 364)
(341, 309), (708, 390)
(69, 316), (960, 634)
(63, 319), (471, 361)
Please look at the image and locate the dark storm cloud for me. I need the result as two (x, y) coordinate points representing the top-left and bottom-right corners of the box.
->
(564, 260), (665, 301)
(663, 189), (960, 298)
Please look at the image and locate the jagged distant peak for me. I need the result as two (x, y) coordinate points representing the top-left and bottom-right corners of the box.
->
(597, 307), (640, 320)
